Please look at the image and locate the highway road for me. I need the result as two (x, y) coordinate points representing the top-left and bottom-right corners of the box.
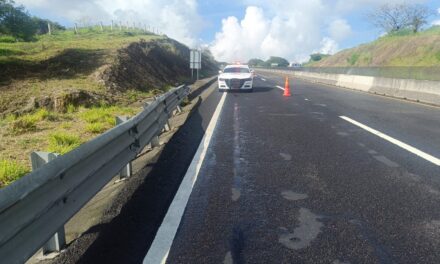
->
(145, 71), (440, 264)
(54, 71), (440, 264)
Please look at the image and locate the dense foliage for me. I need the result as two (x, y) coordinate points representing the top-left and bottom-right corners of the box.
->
(0, 0), (64, 41)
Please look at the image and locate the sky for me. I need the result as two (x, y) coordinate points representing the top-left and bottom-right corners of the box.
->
(16, 0), (440, 63)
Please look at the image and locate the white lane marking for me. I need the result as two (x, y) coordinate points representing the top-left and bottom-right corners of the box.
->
(304, 98), (309, 101)
(261, 78), (266, 81)
(143, 92), (227, 264)
(340, 116), (440, 166)
(276, 85), (285, 91)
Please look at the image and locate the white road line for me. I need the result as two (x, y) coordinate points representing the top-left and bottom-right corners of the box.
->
(340, 116), (440, 166)
(261, 78), (266, 81)
(276, 85), (285, 91)
(305, 98), (309, 101)
(143, 92), (227, 264)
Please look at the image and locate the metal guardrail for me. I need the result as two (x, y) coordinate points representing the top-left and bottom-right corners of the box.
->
(0, 85), (190, 264)
(259, 66), (440, 81)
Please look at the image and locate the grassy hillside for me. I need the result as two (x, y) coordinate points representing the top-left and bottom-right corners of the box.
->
(0, 28), (217, 188)
(310, 26), (440, 67)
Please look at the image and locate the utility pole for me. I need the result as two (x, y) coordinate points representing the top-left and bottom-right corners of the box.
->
(100, 21), (103, 31)
(47, 23), (51, 35)
(74, 23), (78, 34)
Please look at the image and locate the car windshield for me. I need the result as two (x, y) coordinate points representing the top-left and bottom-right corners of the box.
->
(223, 67), (250, 73)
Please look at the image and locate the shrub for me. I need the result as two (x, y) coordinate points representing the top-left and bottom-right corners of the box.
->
(66, 104), (77, 114)
(80, 106), (135, 126)
(348, 53), (360, 65)
(9, 115), (37, 133)
(0, 159), (30, 188)
(0, 36), (16, 43)
(8, 109), (58, 133)
(33, 108), (58, 121)
(48, 132), (81, 154)
(86, 122), (107, 134)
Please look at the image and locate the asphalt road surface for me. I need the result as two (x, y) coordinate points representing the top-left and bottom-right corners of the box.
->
(146, 71), (440, 264)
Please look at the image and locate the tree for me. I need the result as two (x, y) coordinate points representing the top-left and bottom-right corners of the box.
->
(309, 53), (329, 62)
(368, 3), (434, 34)
(368, 4), (409, 33)
(32, 17), (65, 35)
(405, 4), (434, 33)
(0, 0), (37, 41)
(266, 56), (289, 67)
(248, 58), (267, 67)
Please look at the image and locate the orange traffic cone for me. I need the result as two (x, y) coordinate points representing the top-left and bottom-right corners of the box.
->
(283, 76), (291, 97)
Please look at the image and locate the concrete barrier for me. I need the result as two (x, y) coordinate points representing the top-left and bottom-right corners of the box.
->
(259, 69), (440, 106)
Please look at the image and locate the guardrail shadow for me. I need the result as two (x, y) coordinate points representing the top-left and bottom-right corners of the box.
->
(72, 98), (206, 264)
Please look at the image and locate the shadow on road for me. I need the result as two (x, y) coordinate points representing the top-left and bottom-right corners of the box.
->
(54, 98), (208, 264)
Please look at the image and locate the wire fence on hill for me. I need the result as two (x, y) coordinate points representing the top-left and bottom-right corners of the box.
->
(47, 20), (164, 36)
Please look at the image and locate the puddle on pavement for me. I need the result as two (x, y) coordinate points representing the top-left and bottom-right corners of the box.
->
(333, 260), (351, 264)
(279, 208), (323, 250)
(232, 188), (241, 201)
(337, 132), (349, 137)
(280, 153), (292, 161)
(281, 190), (308, 201)
(268, 113), (298, 117)
(223, 251), (233, 264)
(373, 155), (399, 168)
(368, 149), (378, 155)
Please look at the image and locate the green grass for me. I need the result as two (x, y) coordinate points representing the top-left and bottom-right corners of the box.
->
(8, 109), (59, 134)
(0, 159), (30, 188)
(348, 53), (360, 66)
(79, 105), (136, 125)
(86, 122), (107, 134)
(48, 132), (82, 154)
(0, 29), (162, 63)
(313, 26), (440, 67)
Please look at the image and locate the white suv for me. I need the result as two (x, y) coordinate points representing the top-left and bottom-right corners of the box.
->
(218, 64), (254, 92)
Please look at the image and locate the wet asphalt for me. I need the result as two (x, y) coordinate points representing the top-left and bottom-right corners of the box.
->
(164, 71), (440, 264)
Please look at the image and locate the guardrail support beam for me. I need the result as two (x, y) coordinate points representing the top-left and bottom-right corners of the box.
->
(30, 152), (66, 254)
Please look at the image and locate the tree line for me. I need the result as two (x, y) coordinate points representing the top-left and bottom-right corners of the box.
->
(0, 0), (64, 41)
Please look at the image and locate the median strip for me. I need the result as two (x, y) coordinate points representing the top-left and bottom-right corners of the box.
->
(340, 116), (440, 166)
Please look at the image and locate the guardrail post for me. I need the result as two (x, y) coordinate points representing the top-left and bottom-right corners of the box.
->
(30, 152), (66, 255)
(151, 136), (160, 148)
(164, 120), (171, 132)
(116, 116), (132, 179)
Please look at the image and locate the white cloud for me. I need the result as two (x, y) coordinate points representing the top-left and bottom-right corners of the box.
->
(319, 38), (339, 55)
(328, 19), (352, 42)
(430, 7), (440, 26)
(210, 2), (326, 63)
(15, 0), (202, 47)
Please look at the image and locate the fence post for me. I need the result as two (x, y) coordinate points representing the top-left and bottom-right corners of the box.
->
(74, 23), (78, 34)
(30, 152), (66, 255)
(115, 116), (132, 179)
(111, 20), (113, 31)
(100, 21), (103, 31)
(47, 23), (51, 35)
